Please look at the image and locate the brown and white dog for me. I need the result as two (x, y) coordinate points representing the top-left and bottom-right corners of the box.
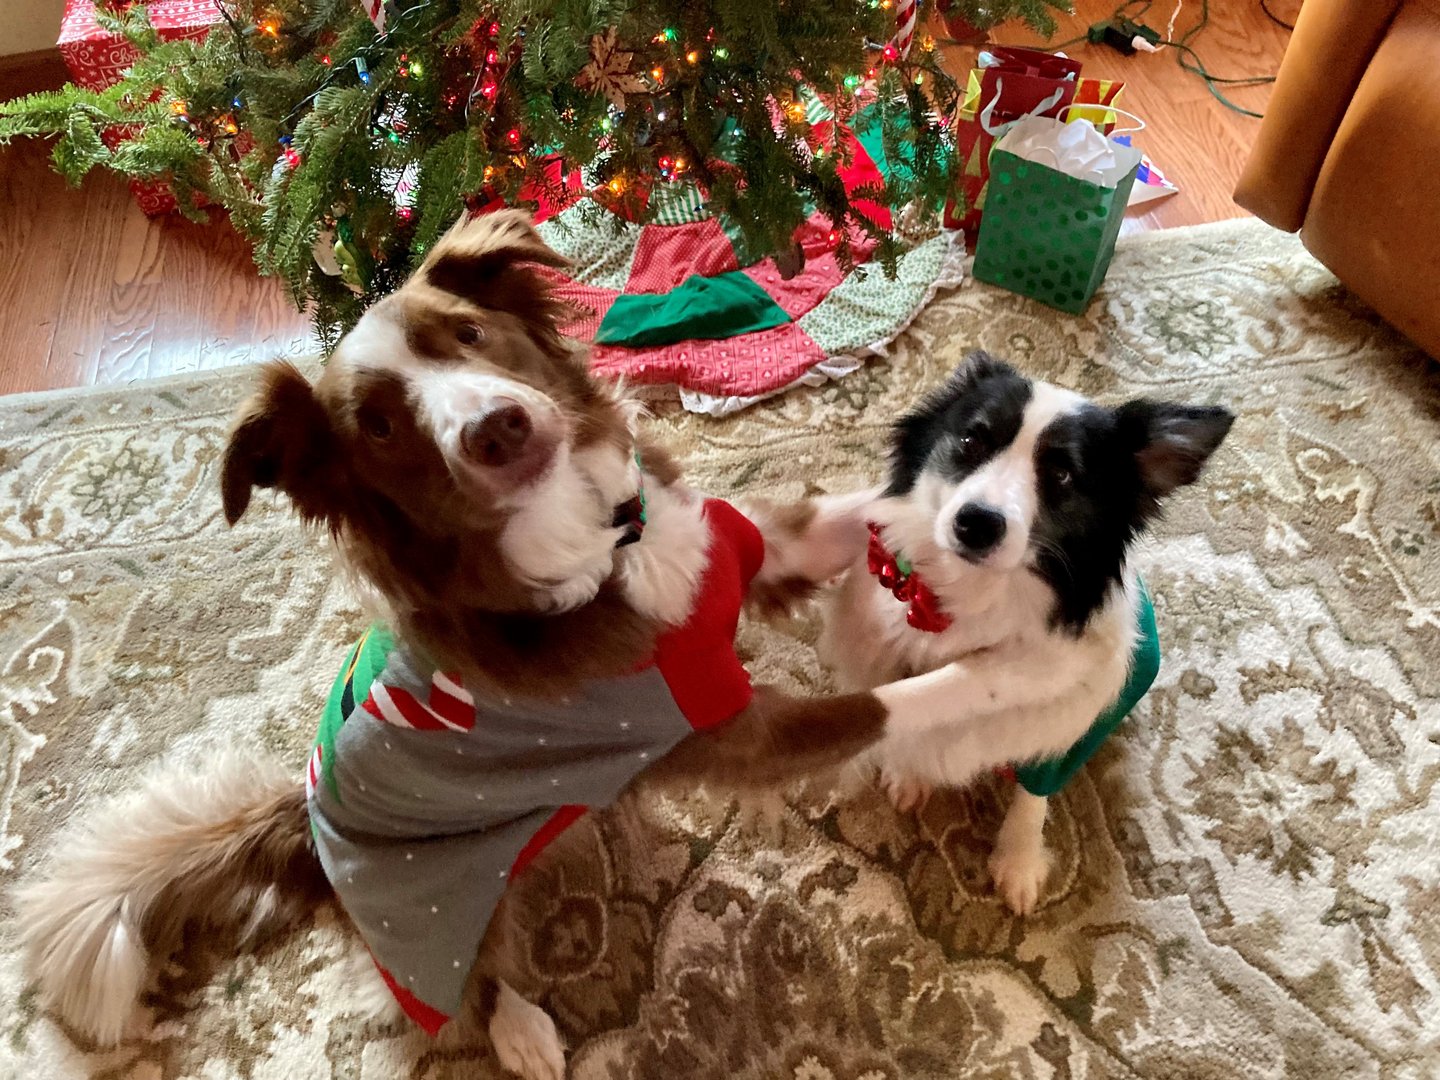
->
(13, 211), (961, 1078)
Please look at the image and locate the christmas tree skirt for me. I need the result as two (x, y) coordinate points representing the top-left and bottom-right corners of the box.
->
(4, 220), (1438, 1078)
(529, 99), (965, 415)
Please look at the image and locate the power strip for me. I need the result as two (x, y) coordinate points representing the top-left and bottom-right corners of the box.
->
(1087, 17), (1163, 55)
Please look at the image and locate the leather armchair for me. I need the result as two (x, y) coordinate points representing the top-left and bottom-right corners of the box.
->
(1234, 0), (1440, 357)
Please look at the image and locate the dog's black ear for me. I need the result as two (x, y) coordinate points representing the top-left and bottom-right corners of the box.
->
(221, 362), (341, 526)
(1118, 400), (1234, 499)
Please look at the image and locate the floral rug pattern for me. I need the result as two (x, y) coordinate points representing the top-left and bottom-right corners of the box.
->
(1, 218), (1438, 1079)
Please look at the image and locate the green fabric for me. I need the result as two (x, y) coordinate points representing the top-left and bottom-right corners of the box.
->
(316, 624), (395, 803)
(1012, 583), (1161, 798)
(852, 102), (918, 182)
(796, 231), (948, 355)
(971, 148), (1139, 315)
(649, 181), (709, 226)
(595, 271), (790, 347)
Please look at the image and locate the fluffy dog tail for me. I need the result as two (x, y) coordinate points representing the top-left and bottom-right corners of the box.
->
(12, 752), (326, 1046)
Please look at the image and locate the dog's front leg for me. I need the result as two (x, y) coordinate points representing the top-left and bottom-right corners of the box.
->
(988, 788), (1052, 916)
(488, 979), (565, 1080)
(744, 488), (879, 618)
(871, 644), (1113, 734)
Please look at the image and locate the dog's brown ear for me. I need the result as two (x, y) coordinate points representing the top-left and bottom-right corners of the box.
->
(418, 210), (573, 336)
(221, 362), (339, 526)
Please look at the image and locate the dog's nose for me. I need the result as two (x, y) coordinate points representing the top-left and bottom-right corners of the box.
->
(461, 402), (532, 466)
(953, 503), (1007, 556)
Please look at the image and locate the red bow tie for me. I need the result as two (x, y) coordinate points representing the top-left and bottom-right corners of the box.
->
(865, 522), (953, 633)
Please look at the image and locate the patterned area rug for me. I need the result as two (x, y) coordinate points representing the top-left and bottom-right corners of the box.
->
(2, 218), (1438, 1079)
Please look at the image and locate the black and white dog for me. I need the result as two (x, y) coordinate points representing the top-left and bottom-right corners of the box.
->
(818, 352), (1233, 914)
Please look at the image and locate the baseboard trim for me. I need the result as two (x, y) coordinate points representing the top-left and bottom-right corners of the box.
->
(0, 48), (69, 100)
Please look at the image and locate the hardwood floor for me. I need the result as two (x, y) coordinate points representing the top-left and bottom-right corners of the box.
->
(0, 0), (1297, 396)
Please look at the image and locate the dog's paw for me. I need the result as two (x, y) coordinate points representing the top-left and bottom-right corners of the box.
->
(879, 767), (933, 815)
(988, 842), (1054, 916)
(490, 983), (566, 1080)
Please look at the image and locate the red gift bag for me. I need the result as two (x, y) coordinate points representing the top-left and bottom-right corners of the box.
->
(57, 0), (223, 215)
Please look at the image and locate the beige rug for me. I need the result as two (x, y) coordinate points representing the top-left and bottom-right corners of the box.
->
(2, 218), (1438, 1079)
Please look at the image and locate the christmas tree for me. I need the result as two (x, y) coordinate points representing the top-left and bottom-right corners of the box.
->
(0, 0), (1058, 347)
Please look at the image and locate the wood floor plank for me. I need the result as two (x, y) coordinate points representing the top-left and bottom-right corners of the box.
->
(1, 0), (1294, 395)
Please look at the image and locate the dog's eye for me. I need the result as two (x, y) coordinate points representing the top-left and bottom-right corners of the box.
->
(358, 408), (392, 441)
(456, 323), (486, 347)
(1052, 467), (1074, 488)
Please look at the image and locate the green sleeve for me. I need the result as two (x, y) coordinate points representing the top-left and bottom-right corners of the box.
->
(315, 624), (395, 801)
(1012, 582), (1161, 798)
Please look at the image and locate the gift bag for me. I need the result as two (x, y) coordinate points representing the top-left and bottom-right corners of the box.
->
(944, 48), (1125, 236)
(971, 114), (1143, 314)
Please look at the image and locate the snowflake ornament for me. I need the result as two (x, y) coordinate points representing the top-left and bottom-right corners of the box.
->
(576, 28), (646, 109)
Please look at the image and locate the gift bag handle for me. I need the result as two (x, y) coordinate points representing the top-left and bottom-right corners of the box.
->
(978, 77), (1069, 137)
(1057, 103), (1148, 135)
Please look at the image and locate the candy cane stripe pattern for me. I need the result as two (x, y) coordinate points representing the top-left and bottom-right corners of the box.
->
(362, 679), (474, 731)
(305, 744), (323, 799)
(361, 0), (385, 33)
(893, 0), (918, 59)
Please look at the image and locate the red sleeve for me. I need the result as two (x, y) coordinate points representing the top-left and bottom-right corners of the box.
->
(651, 500), (763, 730)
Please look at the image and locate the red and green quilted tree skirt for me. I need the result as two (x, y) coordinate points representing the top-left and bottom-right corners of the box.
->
(525, 98), (964, 415)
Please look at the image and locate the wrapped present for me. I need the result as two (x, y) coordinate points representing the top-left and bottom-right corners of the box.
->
(58, 0), (223, 215)
(944, 47), (1124, 237)
(971, 114), (1142, 314)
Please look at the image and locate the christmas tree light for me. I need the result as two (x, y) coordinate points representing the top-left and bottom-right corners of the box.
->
(1, 0), (974, 349)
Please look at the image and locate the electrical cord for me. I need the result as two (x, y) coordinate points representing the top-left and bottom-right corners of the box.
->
(1006, 0), (1288, 119)
(1260, 0), (1296, 32)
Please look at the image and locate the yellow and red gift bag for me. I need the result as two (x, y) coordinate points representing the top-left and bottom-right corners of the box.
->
(943, 47), (1126, 237)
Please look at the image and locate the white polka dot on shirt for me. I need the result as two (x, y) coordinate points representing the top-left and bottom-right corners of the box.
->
(537, 736), (547, 746)
(405, 852), (413, 861)
(431, 905), (439, 914)
(382, 919), (390, 929)
(620, 721), (630, 730)
(638, 751), (649, 760)
(453, 959), (461, 968)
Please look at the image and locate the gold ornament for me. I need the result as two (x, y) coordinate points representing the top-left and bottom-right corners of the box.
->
(576, 27), (646, 109)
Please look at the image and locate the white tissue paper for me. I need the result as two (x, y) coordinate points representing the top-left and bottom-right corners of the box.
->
(994, 114), (1143, 189)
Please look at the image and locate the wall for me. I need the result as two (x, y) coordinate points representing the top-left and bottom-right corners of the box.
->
(4, 0), (68, 56)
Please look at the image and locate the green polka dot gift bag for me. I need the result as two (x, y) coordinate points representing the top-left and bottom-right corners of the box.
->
(972, 112), (1143, 315)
